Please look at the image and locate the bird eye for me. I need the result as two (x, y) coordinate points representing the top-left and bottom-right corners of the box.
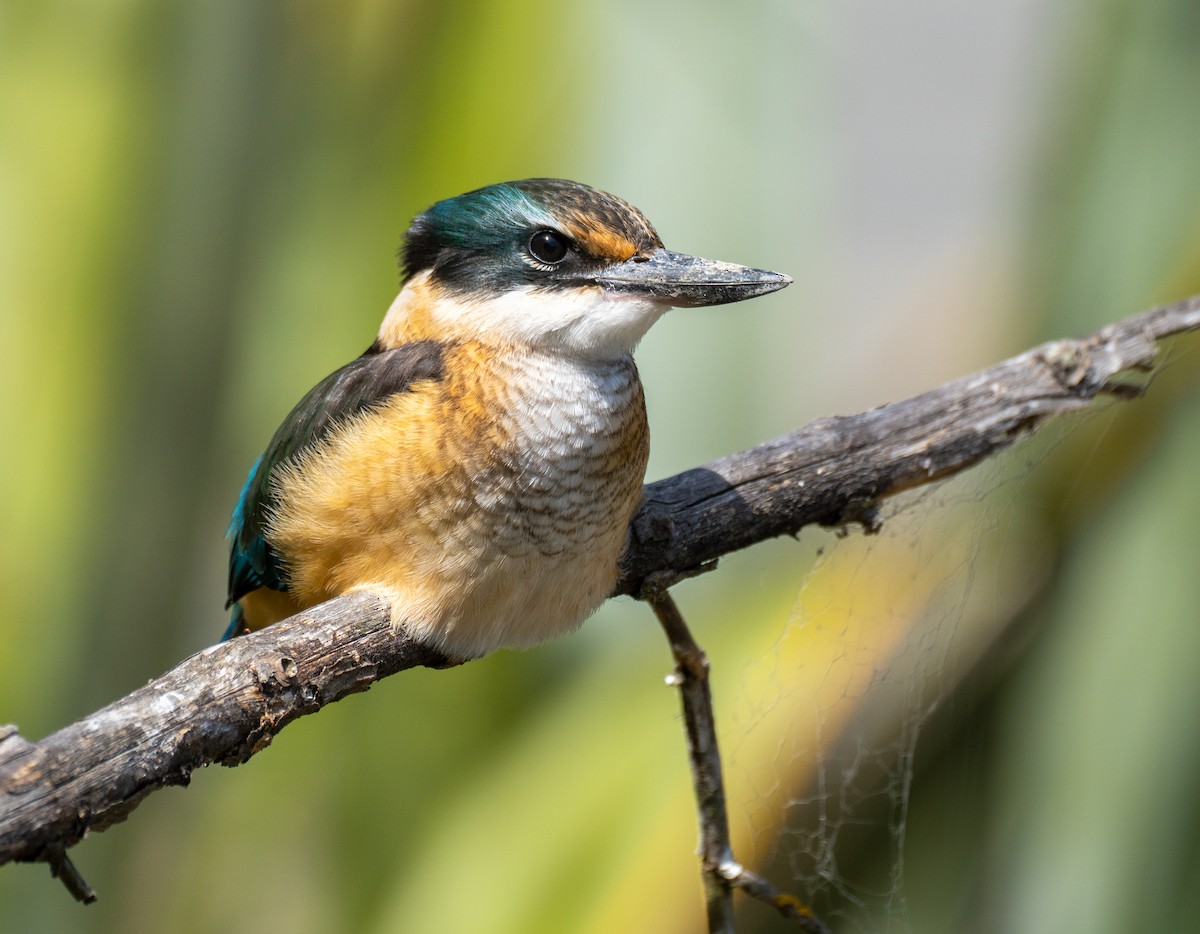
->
(528, 229), (569, 265)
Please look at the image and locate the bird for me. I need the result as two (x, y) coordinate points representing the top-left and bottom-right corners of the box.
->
(224, 178), (790, 657)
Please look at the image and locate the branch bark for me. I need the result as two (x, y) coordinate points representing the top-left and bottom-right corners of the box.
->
(616, 295), (1199, 591)
(2, 294), (1198, 889)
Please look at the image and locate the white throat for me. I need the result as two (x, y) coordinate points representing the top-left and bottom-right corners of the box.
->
(379, 271), (669, 360)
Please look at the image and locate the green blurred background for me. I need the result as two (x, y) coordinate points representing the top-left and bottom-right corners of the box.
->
(2, 1), (1199, 932)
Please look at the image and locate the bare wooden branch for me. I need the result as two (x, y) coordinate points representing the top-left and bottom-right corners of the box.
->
(0, 593), (446, 875)
(615, 295), (1200, 592)
(2, 294), (1198, 899)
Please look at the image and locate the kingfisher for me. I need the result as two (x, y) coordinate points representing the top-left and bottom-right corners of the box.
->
(225, 178), (790, 657)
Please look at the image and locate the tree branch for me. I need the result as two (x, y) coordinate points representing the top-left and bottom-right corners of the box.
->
(2, 294), (1198, 899)
(616, 295), (1199, 592)
(0, 593), (444, 873)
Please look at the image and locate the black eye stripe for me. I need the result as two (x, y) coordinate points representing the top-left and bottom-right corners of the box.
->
(528, 229), (569, 265)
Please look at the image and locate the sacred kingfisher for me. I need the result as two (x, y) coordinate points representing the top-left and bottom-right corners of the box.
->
(225, 178), (790, 656)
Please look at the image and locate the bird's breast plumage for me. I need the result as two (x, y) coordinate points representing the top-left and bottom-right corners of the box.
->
(263, 341), (649, 656)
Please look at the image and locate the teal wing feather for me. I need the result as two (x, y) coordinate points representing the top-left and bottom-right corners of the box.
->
(223, 340), (446, 639)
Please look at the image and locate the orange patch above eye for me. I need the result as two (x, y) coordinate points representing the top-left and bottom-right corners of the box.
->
(561, 216), (639, 262)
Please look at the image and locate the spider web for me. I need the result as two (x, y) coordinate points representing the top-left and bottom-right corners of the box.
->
(723, 413), (1092, 932)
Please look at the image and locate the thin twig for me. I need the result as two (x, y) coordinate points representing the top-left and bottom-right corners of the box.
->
(642, 576), (831, 933)
(46, 847), (96, 905)
(719, 860), (831, 932)
(643, 580), (735, 932)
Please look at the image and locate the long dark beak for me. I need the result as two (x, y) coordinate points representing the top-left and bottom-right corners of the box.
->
(592, 248), (792, 307)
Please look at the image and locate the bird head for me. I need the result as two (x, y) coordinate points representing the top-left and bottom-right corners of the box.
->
(379, 178), (791, 359)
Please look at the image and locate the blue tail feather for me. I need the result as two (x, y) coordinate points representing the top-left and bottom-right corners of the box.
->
(221, 603), (246, 642)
